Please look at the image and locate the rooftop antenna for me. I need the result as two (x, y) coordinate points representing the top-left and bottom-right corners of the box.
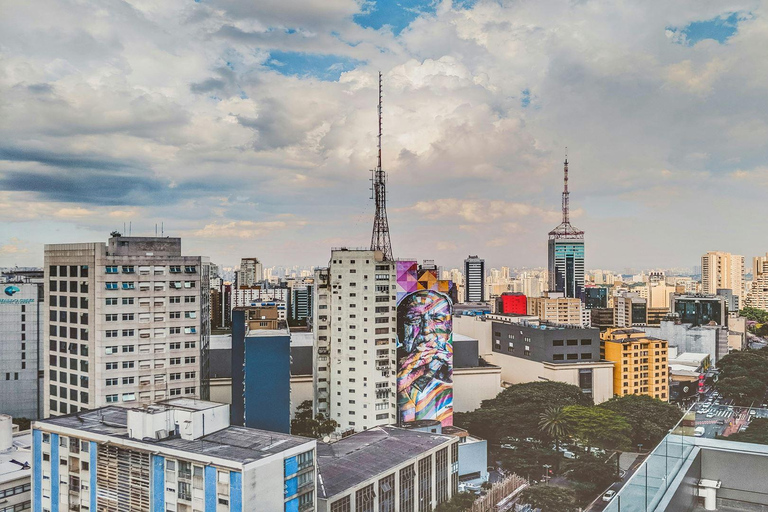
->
(161, 222), (164, 237)
(129, 221), (132, 237)
(548, 147), (584, 240)
(369, 71), (393, 260)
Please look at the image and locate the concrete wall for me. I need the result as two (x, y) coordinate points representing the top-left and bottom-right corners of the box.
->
(453, 367), (501, 412)
(664, 447), (702, 512)
(453, 316), (492, 357)
(644, 322), (719, 364)
(458, 439), (488, 482)
(701, 448), (768, 505)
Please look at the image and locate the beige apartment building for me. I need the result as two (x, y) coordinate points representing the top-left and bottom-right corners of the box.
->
(43, 236), (210, 416)
(745, 253), (768, 312)
(527, 292), (583, 326)
(701, 251), (745, 301)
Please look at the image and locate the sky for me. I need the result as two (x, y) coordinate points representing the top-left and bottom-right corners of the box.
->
(1, 0), (767, 272)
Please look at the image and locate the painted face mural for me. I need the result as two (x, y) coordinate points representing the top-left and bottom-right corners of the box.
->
(396, 262), (455, 426)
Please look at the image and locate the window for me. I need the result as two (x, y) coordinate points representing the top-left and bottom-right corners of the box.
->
(184, 311), (197, 319)
(184, 295), (196, 303)
(122, 282), (135, 290)
(122, 361), (135, 369)
(122, 329), (135, 337)
(122, 297), (134, 305)
(169, 342), (181, 350)
(105, 282), (118, 290)
(170, 265), (182, 273)
(183, 281), (196, 288)
(581, 339), (592, 345)
(184, 265), (196, 273)
(106, 362), (118, 370)
(106, 394), (118, 403)
(170, 358), (181, 365)
(184, 356), (196, 365)
(106, 330), (118, 338)
(122, 392), (136, 402)
(553, 354), (564, 361)
(567, 353), (578, 360)
(122, 377), (135, 385)
(581, 353), (592, 360)
(122, 265), (135, 273)
(170, 373), (181, 381)
(567, 339), (578, 346)
(122, 313), (134, 321)
(105, 314), (117, 322)
(122, 345), (135, 353)
(170, 388), (181, 396)
(105, 266), (118, 274)
(184, 341), (196, 349)
(106, 298), (118, 306)
(169, 311), (181, 319)
(105, 346), (118, 355)
(170, 327), (181, 334)
(184, 326), (196, 334)
(184, 371), (196, 379)
(169, 296), (181, 304)
(184, 386), (195, 394)
(106, 378), (118, 386)
(553, 339), (564, 346)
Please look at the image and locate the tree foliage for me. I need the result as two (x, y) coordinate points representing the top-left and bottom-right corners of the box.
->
(539, 406), (570, 452)
(519, 485), (579, 512)
(724, 418), (768, 445)
(598, 395), (682, 448)
(455, 381), (591, 444)
(290, 400), (339, 438)
(562, 406), (632, 451)
(716, 350), (768, 404)
(717, 376), (766, 405)
(739, 307), (768, 324)
(434, 491), (477, 512)
(496, 442), (558, 480)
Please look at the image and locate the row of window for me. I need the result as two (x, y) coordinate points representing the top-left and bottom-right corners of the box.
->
(49, 369), (88, 388)
(49, 265), (88, 278)
(105, 281), (196, 290)
(105, 296), (196, 305)
(552, 353), (593, 361)
(49, 281), (87, 293)
(105, 265), (196, 274)
(105, 311), (197, 321)
(104, 357), (196, 370)
(49, 386), (88, 404)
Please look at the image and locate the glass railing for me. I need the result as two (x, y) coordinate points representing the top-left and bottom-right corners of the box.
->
(604, 403), (768, 512)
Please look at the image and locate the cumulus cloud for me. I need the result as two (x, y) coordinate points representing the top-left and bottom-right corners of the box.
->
(1, 0), (767, 269)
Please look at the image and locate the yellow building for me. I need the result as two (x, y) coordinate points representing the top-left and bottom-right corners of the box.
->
(601, 328), (669, 401)
(527, 292), (583, 326)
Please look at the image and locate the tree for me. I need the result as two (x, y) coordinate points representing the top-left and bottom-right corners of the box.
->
(434, 492), (477, 512)
(539, 406), (570, 453)
(455, 381), (591, 444)
(519, 485), (579, 512)
(717, 376), (766, 405)
(598, 395), (682, 448)
(562, 406), (632, 452)
(724, 418), (768, 444)
(497, 442), (558, 480)
(290, 400), (339, 438)
(739, 308), (768, 324)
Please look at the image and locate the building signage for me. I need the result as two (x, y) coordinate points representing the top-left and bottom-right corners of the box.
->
(0, 298), (35, 304)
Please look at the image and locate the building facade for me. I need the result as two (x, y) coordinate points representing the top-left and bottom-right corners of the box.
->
(230, 307), (291, 434)
(43, 236), (211, 417)
(582, 286), (608, 309)
(701, 251), (745, 302)
(614, 293), (647, 328)
(548, 239), (585, 299)
(0, 277), (44, 419)
(31, 399), (316, 512)
(495, 292), (527, 315)
(316, 426), (458, 512)
(463, 256), (485, 303)
(1, 415), (32, 512)
(289, 284), (313, 326)
(745, 253), (768, 312)
(671, 294), (726, 327)
(527, 292), (583, 326)
(601, 328), (669, 401)
(312, 249), (398, 432)
(236, 257), (263, 288)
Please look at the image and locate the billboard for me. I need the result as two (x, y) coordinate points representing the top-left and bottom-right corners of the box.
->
(396, 261), (456, 426)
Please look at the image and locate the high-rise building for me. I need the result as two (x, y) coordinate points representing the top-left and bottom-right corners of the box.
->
(289, 284), (313, 326)
(0, 415), (31, 512)
(230, 306), (291, 433)
(614, 293), (648, 327)
(600, 328), (669, 401)
(43, 236), (211, 417)
(463, 256), (485, 302)
(236, 257), (263, 288)
(1, 270), (44, 419)
(495, 292), (527, 315)
(701, 251), (745, 302)
(548, 157), (585, 298)
(527, 292), (583, 326)
(312, 249), (397, 432)
(745, 254), (768, 312)
(582, 286), (608, 309)
(31, 399), (316, 512)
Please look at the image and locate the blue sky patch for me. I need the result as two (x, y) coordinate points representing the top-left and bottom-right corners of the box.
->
(264, 51), (364, 81)
(521, 89), (531, 108)
(670, 12), (748, 45)
(354, 0), (437, 35)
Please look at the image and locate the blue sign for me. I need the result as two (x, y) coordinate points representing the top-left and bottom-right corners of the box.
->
(4, 285), (20, 296)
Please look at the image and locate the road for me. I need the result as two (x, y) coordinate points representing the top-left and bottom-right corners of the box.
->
(584, 452), (645, 512)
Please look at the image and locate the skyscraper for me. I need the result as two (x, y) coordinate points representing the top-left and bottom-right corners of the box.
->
(701, 251), (745, 303)
(464, 256), (485, 302)
(236, 257), (263, 288)
(548, 156), (585, 298)
(43, 236), (210, 417)
(746, 254), (768, 312)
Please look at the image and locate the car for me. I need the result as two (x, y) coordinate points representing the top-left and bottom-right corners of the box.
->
(717, 419), (725, 425)
(562, 451), (576, 459)
(602, 490), (617, 502)
(500, 444), (516, 450)
(694, 427), (706, 437)
(706, 412), (715, 418)
(750, 410), (757, 416)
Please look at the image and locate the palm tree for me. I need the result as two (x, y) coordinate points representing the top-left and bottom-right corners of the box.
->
(539, 406), (570, 454)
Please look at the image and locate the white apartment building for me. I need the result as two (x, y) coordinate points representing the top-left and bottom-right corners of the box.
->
(1, 415), (32, 512)
(231, 288), (288, 309)
(31, 399), (316, 512)
(43, 237), (210, 417)
(701, 251), (745, 300)
(312, 249), (398, 432)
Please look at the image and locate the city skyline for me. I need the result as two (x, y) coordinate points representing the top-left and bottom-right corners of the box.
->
(2, 1), (768, 270)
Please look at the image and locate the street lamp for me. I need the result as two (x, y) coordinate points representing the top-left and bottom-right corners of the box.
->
(542, 464), (552, 485)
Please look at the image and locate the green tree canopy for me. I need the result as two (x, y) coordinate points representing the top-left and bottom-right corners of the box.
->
(455, 381), (591, 444)
(290, 400), (339, 438)
(497, 442), (558, 480)
(539, 406), (570, 452)
(520, 485), (579, 512)
(434, 491), (477, 512)
(724, 418), (768, 445)
(717, 376), (766, 405)
(562, 406), (632, 451)
(598, 394), (682, 448)
(739, 307), (768, 324)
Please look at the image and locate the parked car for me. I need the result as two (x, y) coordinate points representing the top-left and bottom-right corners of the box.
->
(694, 427), (706, 437)
(562, 450), (576, 459)
(602, 490), (617, 502)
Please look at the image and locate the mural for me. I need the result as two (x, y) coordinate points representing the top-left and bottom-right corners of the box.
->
(396, 261), (456, 426)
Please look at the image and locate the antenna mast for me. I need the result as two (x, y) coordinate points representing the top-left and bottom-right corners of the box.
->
(370, 72), (394, 260)
(562, 147), (569, 225)
(548, 147), (583, 240)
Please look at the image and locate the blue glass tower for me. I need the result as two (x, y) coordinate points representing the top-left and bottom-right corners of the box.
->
(548, 155), (585, 298)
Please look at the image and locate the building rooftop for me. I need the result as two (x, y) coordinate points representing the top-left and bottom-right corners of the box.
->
(35, 406), (311, 465)
(246, 327), (290, 338)
(210, 333), (232, 350)
(290, 331), (314, 347)
(0, 432), (31, 485)
(316, 426), (453, 499)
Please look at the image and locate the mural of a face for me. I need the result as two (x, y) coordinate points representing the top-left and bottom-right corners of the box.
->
(400, 290), (452, 353)
(397, 289), (453, 425)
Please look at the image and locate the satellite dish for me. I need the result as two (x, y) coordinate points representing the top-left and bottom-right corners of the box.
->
(322, 436), (331, 443)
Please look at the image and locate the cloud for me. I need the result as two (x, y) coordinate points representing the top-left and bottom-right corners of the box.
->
(402, 199), (558, 224)
(191, 220), (292, 239)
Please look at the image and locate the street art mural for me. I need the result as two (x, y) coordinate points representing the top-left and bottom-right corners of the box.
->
(396, 261), (456, 426)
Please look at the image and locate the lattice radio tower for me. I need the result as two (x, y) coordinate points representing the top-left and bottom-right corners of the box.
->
(548, 148), (584, 240)
(370, 72), (394, 260)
